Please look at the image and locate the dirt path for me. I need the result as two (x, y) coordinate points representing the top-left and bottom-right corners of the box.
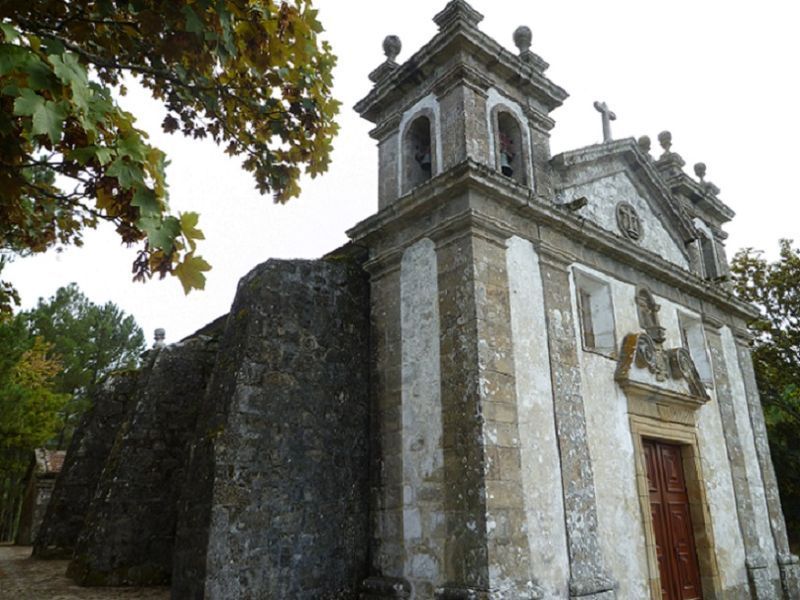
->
(0, 545), (169, 599)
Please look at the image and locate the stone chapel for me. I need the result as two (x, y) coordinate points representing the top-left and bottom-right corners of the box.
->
(33, 2), (799, 599)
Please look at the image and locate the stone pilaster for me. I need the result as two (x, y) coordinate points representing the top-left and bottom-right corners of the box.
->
(703, 324), (774, 599)
(537, 247), (616, 600)
(366, 260), (406, 586)
(377, 129), (401, 209)
(733, 332), (800, 599)
(526, 123), (555, 200)
(434, 227), (537, 599)
(435, 74), (490, 172)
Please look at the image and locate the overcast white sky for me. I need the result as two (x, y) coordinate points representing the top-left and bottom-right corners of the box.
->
(5, 0), (800, 344)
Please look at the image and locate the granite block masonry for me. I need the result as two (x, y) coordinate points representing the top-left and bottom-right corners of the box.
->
(37, 1), (799, 598)
(66, 333), (219, 586)
(32, 372), (140, 559)
(172, 257), (371, 600)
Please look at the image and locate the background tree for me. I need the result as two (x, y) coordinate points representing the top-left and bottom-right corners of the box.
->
(0, 0), (339, 310)
(731, 239), (800, 548)
(0, 315), (68, 541)
(22, 283), (146, 444)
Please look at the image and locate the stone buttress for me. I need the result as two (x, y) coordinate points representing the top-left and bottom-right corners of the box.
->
(171, 256), (371, 599)
(32, 372), (140, 559)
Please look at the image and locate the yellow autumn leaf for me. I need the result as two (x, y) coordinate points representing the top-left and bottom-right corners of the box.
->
(173, 253), (212, 295)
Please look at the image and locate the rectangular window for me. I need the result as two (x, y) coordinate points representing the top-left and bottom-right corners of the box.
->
(574, 270), (616, 357)
(678, 313), (712, 384)
(578, 288), (596, 349)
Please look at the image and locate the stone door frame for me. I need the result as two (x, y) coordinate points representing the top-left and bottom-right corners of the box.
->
(629, 411), (723, 600)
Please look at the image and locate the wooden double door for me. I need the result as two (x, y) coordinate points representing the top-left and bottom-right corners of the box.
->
(643, 439), (704, 600)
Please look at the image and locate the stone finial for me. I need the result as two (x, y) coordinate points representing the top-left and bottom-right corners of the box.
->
(368, 36), (402, 83)
(512, 25), (550, 72)
(694, 162), (707, 182)
(513, 26), (532, 54)
(654, 129), (686, 175)
(658, 130), (672, 154)
(153, 328), (166, 349)
(383, 35), (401, 62)
(433, 0), (484, 30)
(638, 135), (652, 154)
(694, 162), (720, 195)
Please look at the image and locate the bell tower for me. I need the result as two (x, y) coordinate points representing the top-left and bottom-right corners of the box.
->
(349, 2), (619, 599)
(355, 0), (567, 210)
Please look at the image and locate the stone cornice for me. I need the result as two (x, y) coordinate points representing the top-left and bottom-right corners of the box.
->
(522, 105), (556, 134)
(362, 207), (513, 279)
(347, 160), (759, 322)
(702, 313), (725, 331)
(732, 327), (755, 346)
(368, 112), (402, 141)
(354, 18), (567, 124)
(433, 0), (484, 29)
(536, 241), (575, 270)
(669, 175), (736, 226)
(432, 62), (491, 99)
(551, 138), (698, 245)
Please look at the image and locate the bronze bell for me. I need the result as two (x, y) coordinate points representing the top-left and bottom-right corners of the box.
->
(500, 151), (514, 177)
(415, 146), (432, 174)
(499, 133), (515, 177)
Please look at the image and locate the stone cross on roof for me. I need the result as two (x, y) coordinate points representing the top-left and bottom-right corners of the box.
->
(593, 100), (616, 143)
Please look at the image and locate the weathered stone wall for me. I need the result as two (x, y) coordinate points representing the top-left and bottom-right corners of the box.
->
(721, 327), (782, 590)
(67, 334), (219, 585)
(32, 371), (140, 559)
(172, 257), (371, 600)
(506, 236), (569, 599)
(399, 238), (444, 595)
(15, 473), (56, 546)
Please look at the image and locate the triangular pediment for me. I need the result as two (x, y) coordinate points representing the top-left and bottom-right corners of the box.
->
(552, 139), (698, 270)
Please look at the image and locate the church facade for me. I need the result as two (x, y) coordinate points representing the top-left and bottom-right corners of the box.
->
(350, 2), (798, 598)
(34, 2), (798, 599)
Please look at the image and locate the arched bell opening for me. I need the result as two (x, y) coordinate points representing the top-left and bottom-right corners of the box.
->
(495, 110), (526, 185)
(402, 115), (434, 193)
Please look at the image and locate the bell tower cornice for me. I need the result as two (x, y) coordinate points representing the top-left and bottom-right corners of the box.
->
(354, 1), (568, 126)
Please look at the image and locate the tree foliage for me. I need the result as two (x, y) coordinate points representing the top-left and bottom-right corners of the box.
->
(731, 239), (800, 545)
(0, 0), (339, 306)
(21, 283), (145, 441)
(0, 315), (68, 479)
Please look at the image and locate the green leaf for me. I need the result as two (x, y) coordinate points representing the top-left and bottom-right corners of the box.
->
(48, 52), (87, 87)
(23, 59), (56, 92)
(106, 157), (143, 189)
(132, 186), (160, 218)
(70, 79), (91, 113)
(66, 145), (114, 166)
(94, 146), (113, 165)
(32, 100), (68, 143)
(116, 132), (146, 161)
(0, 44), (32, 76)
(1, 83), (18, 96)
(137, 215), (181, 251)
(12, 88), (43, 116)
(182, 6), (204, 35)
(173, 253), (211, 294)
(40, 38), (65, 57)
(0, 23), (19, 42)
